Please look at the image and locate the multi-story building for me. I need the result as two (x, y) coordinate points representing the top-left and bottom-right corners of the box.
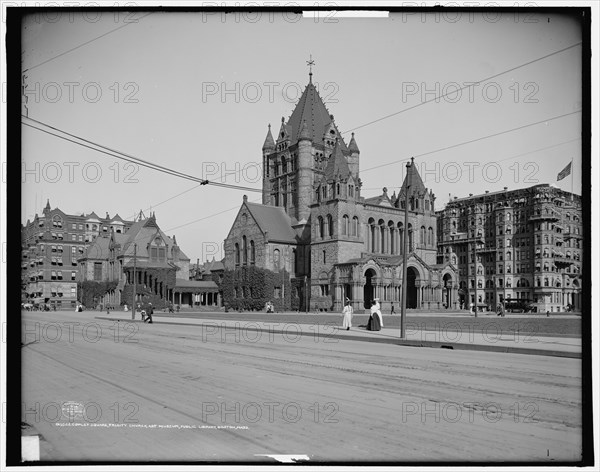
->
(21, 200), (134, 308)
(436, 185), (583, 312)
(224, 72), (458, 312)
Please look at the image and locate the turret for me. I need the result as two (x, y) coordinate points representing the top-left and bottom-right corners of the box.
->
(297, 119), (313, 222)
(348, 132), (360, 179)
(262, 124), (275, 205)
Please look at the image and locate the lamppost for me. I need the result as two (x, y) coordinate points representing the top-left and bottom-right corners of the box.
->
(131, 243), (137, 320)
(400, 159), (412, 339)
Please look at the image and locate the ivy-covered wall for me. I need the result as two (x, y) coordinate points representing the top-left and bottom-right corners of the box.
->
(222, 266), (301, 312)
(77, 281), (118, 308)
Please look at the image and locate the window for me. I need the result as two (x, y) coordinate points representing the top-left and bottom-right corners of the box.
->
(235, 243), (240, 266)
(327, 215), (334, 237)
(352, 217), (359, 237)
(51, 270), (57, 280)
(342, 215), (349, 236)
(71, 223), (77, 230)
(318, 216), (324, 238)
(242, 236), (248, 265)
(322, 250), (326, 264)
(250, 241), (255, 265)
(71, 234), (76, 241)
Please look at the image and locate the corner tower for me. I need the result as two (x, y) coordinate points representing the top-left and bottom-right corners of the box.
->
(261, 72), (356, 224)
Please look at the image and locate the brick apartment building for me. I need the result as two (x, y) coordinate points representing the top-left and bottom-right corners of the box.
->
(21, 200), (134, 308)
(436, 185), (583, 313)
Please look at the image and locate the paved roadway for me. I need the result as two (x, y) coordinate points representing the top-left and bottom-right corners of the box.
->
(21, 310), (582, 463)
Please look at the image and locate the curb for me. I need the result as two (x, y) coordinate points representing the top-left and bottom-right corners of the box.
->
(95, 317), (580, 359)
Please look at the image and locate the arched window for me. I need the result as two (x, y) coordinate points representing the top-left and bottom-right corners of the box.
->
(506, 251), (512, 260)
(352, 216), (359, 237)
(318, 216), (324, 238)
(342, 215), (349, 236)
(242, 236), (247, 265)
(250, 240), (255, 265)
(336, 183), (340, 195)
(327, 214), (334, 237)
(428, 227), (434, 246)
(408, 224), (413, 248)
(235, 243), (240, 266)
(273, 249), (280, 270)
(348, 185), (354, 198)
(281, 156), (287, 174)
(420, 226), (426, 245)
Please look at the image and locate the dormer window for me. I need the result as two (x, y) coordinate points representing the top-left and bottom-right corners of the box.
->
(149, 236), (166, 261)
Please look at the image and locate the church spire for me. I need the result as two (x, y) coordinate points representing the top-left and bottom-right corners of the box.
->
(306, 54), (315, 84)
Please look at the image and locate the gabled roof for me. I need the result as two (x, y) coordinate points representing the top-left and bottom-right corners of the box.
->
(323, 139), (351, 181)
(85, 211), (101, 222)
(120, 217), (189, 261)
(364, 188), (393, 207)
(245, 202), (297, 243)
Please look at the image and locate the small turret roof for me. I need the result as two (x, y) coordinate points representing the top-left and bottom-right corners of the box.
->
(262, 124), (275, 150)
(348, 132), (359, 153)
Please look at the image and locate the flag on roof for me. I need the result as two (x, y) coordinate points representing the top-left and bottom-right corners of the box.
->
(557, 161), (572, 181)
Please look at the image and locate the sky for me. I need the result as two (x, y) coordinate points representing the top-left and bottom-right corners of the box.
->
(19, 8), (585, 264)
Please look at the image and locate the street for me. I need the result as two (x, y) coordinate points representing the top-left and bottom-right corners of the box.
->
(21, 310), (582, 463)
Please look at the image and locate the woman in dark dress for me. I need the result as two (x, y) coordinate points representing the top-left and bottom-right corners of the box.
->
(367, 300), (382, 331)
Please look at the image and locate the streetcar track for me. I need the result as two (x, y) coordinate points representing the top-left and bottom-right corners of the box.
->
(24, 345), (291, 454)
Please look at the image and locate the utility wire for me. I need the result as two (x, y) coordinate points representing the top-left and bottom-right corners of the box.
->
(361, 110), (582, 174)
(341, 41), (582, 135)
(360, 136), (581, 191)
(22, 116), (262, 193)
(24, 12), (154, 72)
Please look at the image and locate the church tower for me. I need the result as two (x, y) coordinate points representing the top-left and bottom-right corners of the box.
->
(261, 71), (357, 227)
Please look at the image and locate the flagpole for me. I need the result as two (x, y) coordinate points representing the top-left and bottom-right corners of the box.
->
(570, 157), (574, 202)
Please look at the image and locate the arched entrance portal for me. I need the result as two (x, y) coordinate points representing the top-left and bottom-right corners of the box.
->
(443, 273), (453, 309)
(364, 269), (376, 309)
(407, 267), (418, 309)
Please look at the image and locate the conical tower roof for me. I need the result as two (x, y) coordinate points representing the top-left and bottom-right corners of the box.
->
(400, 157), (427, 196)
(348, 132), (359, 153)
(287, 80), (348, 151)
(262, 124), (275, 150)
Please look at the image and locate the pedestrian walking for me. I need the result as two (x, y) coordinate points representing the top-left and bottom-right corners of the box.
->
(143, 303), (154, 323)
(390, 304), (396, 315)
(341, 298), (353, 330)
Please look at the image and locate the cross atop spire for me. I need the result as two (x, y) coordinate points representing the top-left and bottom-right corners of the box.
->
(306, 54), (315, 83)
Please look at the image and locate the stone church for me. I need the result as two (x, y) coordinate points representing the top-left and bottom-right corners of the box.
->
(224, 72), (458, 312)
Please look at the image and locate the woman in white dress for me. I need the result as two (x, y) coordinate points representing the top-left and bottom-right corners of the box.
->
(341, 298), (353, 330)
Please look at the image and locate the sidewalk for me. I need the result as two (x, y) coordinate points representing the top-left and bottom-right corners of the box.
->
(96, 313), (581, 359)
